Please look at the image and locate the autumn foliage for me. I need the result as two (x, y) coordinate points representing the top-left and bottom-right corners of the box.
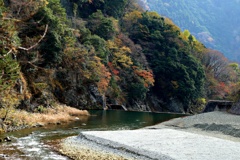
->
(1, 0), (239, 114)
(133, 67), (154, 87)
(96, 65), (111, 95)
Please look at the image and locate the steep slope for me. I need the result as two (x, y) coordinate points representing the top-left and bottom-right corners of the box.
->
(142, 0), (240, 61)
(0, 0), (238, 116)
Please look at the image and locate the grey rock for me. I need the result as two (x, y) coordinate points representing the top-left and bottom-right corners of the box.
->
(168, 97), (185, 113)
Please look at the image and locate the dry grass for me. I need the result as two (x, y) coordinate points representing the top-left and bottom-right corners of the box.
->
(0, 104), (90, 127)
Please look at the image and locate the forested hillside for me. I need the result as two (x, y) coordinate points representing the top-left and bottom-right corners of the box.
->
(142, 0), (240, 61)
(0, 0), (239, 116)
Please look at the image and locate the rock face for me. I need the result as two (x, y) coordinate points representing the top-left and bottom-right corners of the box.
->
(51, 70), (187, 112)
(53, 70), (103, 109)
(127, 101), (151, 112)
(168, 98), (185, 113)
(146, 94), (164, 112)
(229, 101), (240, 115)
(61, 84), (104, 109)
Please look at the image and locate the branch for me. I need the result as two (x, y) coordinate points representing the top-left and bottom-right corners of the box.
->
(18, 24), (48, 51)
(19, 60), (51, 72)
(17, 5), (22, 15)
(0, 70), (4, 79)
(2, 17), (21, 22)
(0, 49), (13, 59)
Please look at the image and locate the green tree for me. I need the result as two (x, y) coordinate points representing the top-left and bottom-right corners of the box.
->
(33, 0), (68, 67)
(84, 35), (108, 60)
(103, 0), (128, 18)
(124, 11), (205, 111)
(87, 10), (116, 40)
(0, 55), (21, 121)
(128, 83), (148, 102)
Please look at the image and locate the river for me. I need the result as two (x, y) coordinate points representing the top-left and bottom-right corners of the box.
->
(0, 110), (184, 159)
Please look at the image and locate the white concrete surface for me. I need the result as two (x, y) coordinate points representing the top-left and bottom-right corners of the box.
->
(81, 129), (240, 160)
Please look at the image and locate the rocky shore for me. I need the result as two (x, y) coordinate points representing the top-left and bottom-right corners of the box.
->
(59, 111), (240, 160)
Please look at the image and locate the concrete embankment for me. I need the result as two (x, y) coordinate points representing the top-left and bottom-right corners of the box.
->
(59, 111), (240, 160)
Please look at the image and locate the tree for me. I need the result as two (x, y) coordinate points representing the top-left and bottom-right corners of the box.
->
(123, 10), (142, 32)
(0, 54), (21, 121)
(97, 65), (111, 109)
(87, 10), (116, 40)
(32, 0), (68, 67)
(83, 35), (107, 60)
(8, 0), (48, 21)
(202, 49), (229, 80)
(72, 0), (105, 18)
(133, 68), (154, 88)
(128, 83), (148, 102)
(117, 33), (149, 68)
(103, 0), (128, 18)
(0, 0), (21, 97)
(107, 41), (133, 69)
(124, 11), (206, 110)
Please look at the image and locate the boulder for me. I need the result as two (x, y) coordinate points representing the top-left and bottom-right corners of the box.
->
(4, 137), (11, 142)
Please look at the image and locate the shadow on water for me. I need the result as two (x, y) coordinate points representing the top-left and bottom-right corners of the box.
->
(0, 110), (185, 159)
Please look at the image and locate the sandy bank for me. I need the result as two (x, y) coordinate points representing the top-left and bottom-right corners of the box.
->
(59, 111), (240, 160)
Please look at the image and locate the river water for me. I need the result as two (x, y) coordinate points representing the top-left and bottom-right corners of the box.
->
(0, 110), (184, 159)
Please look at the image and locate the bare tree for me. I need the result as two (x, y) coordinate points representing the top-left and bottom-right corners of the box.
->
(202, 49), (230, 81)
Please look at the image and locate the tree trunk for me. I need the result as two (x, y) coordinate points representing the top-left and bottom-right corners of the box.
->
(102, 94), (107, 110)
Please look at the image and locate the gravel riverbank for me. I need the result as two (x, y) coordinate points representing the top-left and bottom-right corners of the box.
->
(59, 111), (240, 160)
(148, 111), (240, 141)
(58, 135), (140, 160)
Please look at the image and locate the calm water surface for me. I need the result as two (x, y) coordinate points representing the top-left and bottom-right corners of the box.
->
(0, 110), (185, 159)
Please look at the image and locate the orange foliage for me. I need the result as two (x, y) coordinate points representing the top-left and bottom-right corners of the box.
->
(133, 67), (155, 87)
(97, 65), (111, 94)
(219, 82), (230, 94)
(108, 62), (119, 75)
(212, 82), (231, 99)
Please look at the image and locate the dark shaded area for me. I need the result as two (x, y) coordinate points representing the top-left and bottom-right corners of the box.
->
(203, 100), (233, 112)
(194, 123), (240, 138)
